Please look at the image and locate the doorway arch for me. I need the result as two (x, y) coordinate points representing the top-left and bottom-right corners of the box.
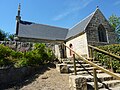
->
(69, 43), (73, 56)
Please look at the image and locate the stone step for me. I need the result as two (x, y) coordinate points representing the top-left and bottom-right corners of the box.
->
(62, 58), (70, 62)
(69, 67), (99, 72)
(67, 63), (102, 68)
(77, 60), (100, 63)
(70, 73), (117, 82)
(87, 80), (120, 89)
(69, 73), (120, 90)
(62, 58), (120, 89)
(86, 74), (114, 82)
(99, 86), (120, 90)
(63, 60), (100, 65)
(71, 69), (104, 75)
(63, 60), (85, 64)
(67, 64), (91, 68)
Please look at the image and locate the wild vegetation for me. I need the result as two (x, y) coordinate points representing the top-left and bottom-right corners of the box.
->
(0, 43), (55, 68)
(108, 14), (120, 42)
(94, 44), (120, 73)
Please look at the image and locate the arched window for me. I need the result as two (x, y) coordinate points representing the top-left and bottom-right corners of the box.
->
(98, 24), (107, 42)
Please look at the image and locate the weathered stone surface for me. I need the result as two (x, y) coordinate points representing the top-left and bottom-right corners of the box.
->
(86, 9), (118, 46)
(0, 66), (40, 88)
(69, 75), (87, 90)
(56, 64), (69, 73)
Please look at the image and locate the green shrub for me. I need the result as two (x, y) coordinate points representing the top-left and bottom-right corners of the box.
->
(0, 43), (55, 67)
(33, 43), (55, 63)
(11, 51), (24, 59)
(24, 51), (43, 65)
(0, 45), (14, 66)
(14, 57), (29, 67)
(0, 58), (15, 67)
(0, 45), (12, 59)
(94, 44), (120, 73)
(16, 43), (55, 67)
(46, 48), (55, 62)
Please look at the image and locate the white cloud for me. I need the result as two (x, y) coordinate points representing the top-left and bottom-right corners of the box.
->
(53, 0), (93, 21)
(53, 12), (70, 21)
(82, 0), (93, 8)
(114, 1), (120, 6)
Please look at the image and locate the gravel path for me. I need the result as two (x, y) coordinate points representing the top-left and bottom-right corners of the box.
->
(20, 68), (69, 90)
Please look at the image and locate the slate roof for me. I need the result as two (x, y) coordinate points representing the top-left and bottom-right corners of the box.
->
(18, 21), (68, 41)
(17, 9), (97, 41)
(66, 12), (94, 39)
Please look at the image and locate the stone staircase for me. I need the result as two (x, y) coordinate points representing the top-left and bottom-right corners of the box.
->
(57, 58), (120, 90)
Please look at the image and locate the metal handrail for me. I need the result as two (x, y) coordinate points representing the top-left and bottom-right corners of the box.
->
(88, 45), (120, 60)
(63, 43), (120, 80)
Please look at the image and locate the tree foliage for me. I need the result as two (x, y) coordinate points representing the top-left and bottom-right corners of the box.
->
(0, 29), (8, 41)
(8, 34), (15, 41)
(0, 29), (15, 41)
(108, 14), (120, 42)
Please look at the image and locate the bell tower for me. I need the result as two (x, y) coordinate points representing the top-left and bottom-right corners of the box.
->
(16, 3), (21, 22)
(16, 3), (21, 35)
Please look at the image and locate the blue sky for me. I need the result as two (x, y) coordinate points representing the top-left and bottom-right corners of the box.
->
(0, 0), (120, 34)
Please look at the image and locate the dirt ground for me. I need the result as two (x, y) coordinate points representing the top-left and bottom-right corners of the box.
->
(20, 66), (69, 90)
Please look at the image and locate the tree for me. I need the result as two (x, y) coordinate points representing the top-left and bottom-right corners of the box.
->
(0, 29), (15, 41)
(8, 34), (15, 41)
(0, 29), (8, 41)
(108, 14), (120, 42)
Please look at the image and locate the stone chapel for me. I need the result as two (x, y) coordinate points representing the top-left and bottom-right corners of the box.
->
(15, 5), (117, 59)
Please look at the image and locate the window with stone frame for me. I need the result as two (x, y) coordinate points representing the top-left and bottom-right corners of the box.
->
(98, 24), (107, 42)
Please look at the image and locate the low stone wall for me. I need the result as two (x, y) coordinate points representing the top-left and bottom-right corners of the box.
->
(0, 66), (39, 88)
(69, 75), (87, 90)
(0, 41), (33, 52)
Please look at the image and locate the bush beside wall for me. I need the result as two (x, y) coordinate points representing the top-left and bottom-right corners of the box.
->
(94, 44), (120, 73)
(0, 43), (55, 68)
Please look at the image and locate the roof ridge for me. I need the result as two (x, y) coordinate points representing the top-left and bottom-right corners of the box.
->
(20, 20), (68, 30)
(83, 9), (96, 31)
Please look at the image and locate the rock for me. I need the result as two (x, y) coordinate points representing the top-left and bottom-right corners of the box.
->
(69, 75), (87, 90)
(41, 76), (48, 79)
(56, 64), (69, 73)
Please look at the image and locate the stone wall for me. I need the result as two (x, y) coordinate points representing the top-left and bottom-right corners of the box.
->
(86, 9), (117, 46)
(0, 66), (40, 88)
(0, 41), (33, 52)
(0, 41), (56, 53)
(69, 75), (87, 90)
